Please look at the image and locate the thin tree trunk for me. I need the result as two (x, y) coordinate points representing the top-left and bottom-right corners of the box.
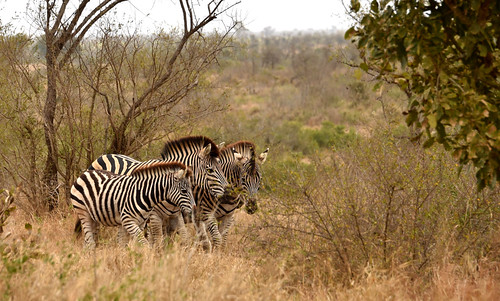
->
(42, 50), (59, 211)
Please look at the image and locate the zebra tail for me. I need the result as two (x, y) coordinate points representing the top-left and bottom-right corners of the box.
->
(74, 218), (83, 238)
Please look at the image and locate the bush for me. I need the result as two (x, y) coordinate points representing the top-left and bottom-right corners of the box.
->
(271, 120), (358, 156)
(272, 121), (318, 155)
(307, 121), (358, 149)
(252, 129), (500, 286)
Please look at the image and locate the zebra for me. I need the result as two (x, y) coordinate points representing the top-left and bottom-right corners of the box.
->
(86, 136), (229, 246)
(166, 141), (268, 249)
(216, 141), (268, 246)
(71, 161), (194, 249)
(87, 156), (194, 246)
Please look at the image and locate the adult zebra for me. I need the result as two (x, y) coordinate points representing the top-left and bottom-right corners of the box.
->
(166, 141), (268, 249)
(85, 136), (229, 246)
(217, 141), (268, 246)
(71, 162), (194, 249)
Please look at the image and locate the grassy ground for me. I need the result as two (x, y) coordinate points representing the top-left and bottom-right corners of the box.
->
(2, 206), (500, 300)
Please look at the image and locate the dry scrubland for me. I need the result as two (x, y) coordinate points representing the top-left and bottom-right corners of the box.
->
(2, 205), (500, 300)
(2, 31), (500, 300)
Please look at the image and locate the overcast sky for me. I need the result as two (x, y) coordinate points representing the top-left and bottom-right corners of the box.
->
(0, 0), (352, 33)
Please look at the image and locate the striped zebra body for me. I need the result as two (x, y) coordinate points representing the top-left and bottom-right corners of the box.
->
(71, 162), (194, 249)
(88, 155), (191, 245)
(193, 141), (268, 248)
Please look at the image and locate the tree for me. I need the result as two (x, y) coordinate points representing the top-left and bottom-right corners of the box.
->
(33, 0), (127, 210)
(345, 0), (500, 189)
(29, 0), (238, 210)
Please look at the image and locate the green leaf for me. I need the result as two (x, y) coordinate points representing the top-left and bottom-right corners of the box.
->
(344, 27), (357, 40)
(469, 23), (481, 35)
(358, 36), (369, 48)
(370, 0), (379, 13)
(360, 62), (369, 72)
(478, 43), (488, 57)
(25, 223), (32, 231)
(351, 0), (360, 12)
(423, 137), (435, 148)
(481, 100), (498, 112)
(427, 114), (437, 128)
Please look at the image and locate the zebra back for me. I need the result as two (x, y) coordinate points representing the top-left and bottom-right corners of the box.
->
(87, 154), (193, 217)
(89, 154), (155, 175)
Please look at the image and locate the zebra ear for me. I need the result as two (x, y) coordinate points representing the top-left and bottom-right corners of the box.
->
(199, 143), (212, 158)
(258, 148), (269, 164)
(174, 168), (186, 179)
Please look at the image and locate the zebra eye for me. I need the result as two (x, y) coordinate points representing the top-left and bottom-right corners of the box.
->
(181, 189), (188, 194)
(206, 167), (214, 173)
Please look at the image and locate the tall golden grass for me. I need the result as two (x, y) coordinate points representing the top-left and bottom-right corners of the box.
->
(2, 206), (500, 300)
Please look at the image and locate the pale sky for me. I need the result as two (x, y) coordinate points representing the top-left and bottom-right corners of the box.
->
(0, 0), (352, 33)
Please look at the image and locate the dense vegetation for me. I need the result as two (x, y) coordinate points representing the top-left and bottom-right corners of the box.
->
(346, 0), (500, 189)
(1, 18), (500, 301)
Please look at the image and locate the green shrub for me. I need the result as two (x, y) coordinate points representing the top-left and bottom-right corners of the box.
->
(272, 121), (318, 155)
(307, 121), (358, 149)
(252, 129), (500, 285)
(270, 120), (358, 156)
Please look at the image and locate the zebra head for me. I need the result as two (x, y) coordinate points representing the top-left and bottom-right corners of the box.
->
(164, 164), (195, 216)
(161, 136), (230, 199)
(195, 143), (229, 199)
(227, 143), (269, 214)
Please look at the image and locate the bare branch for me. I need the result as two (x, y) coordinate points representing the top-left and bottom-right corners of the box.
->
(59, 0), (128, 67)
(49, 0), (71, 37)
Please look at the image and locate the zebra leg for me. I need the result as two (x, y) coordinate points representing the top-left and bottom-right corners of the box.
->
(163, 215), (175, 237)
(218, 213), (235, 248)
(122, 218), (148, 246)
(79, 214), (98, 249)
(195, 219), (212, 251)
(148, 211), (163, 247)
(117, 227), (130, 247)
(166, 213), (189, 245)
(204, 213), (223, 250)
(176, 213), (189, 245)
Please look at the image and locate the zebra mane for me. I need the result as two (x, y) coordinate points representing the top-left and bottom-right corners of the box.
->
(223, 141), (258, 174)
(222, 141), (256, 156)
(161, 136), (220, 158)
(130, 161), (189, 176)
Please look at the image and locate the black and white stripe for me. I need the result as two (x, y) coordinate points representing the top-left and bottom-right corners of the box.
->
(215, 141), (268, 246)
(160, 136), (229, 199)
(159, 136), (230, 249)
(71, 162), (194, 249)
(87, 136), (229, 246)
(175, 141), (268, 249)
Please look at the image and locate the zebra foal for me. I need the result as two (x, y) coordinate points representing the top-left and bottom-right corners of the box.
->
(71, 161), (194, 249)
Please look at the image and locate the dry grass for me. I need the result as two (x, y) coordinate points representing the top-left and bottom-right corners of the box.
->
(1, 209), (289, 300)
(2, 207), (500, 300)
